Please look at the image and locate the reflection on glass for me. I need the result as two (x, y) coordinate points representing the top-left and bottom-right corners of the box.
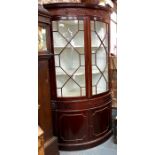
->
(38, 26), (47, 51)
(91, 21), (109, 95)
(95, 22), (106, 40)
(52, 20), (85, 97)
(58, 20), (78, 41)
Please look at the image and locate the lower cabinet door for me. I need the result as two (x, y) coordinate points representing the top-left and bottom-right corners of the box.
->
(91, 106), (112, 138)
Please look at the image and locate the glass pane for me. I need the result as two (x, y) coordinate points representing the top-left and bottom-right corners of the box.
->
(73, 67), (85, 87)
(55, 55), (60, 67)
(111, 12), (117, 22)
(58, 20), (78, 41)
(92, 47), (98, 54)
(110, 20), (117, 55)
(91, 20), (109, 95)
(60, 44), (80, 75)
(52, 19), (85, 97)
(103, 64), (109, 83)
(92, 86), (96, 95)
(96, 45), (107, 72)
(92, 54), (96, 65)
(95, 21), (106, 41)
(52, 21), (58, 31)
(80, 54), (85, 66)
(62, 79), (80, 97)
(97, 76), (107, 94)
(79, 20), (84, 30)
(70, 31), (84, 47)
(55, 67), (70, 88)
(91, 21), (95, 31)
(92, 66), (102, 86)
(53, 32), (68, 48)
(76, 47), (84, 54)
(103, 34), (108, 49)
(91, 32), (101, 47)
(57, 89), (62, 97)
(38, 26), (47, 51)
(82, 88), (86, 96)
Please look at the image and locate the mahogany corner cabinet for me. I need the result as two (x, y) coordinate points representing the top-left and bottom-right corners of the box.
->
(42, 3), (113, 150)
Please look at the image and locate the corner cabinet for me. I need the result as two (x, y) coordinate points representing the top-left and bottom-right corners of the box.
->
(44, 3), (113, 150)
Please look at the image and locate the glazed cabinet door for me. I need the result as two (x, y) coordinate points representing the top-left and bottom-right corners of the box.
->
(52, 19), (86, 97)
(91, 104), (112, 139)
(51, 18), (110, 98)
(90, 20), (109, 95)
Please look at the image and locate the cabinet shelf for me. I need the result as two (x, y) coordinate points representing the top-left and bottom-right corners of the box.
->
(58, 89), (86, 97)
(54, 47), (84, 48)
(56, 67), (85, 76)
(54, 46), (106, 49)
(56, 68), (106, 76)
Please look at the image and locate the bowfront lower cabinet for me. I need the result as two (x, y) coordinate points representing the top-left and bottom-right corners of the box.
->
(43, 3), (113, 150)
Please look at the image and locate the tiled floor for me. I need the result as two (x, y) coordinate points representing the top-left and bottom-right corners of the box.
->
(60, 136), (117, 155)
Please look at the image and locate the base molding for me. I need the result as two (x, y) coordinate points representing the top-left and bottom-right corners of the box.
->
(44, 137), (59, 155)
(59, 130), (113, 151)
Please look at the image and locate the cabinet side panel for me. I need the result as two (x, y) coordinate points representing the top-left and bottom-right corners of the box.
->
(38, 60), (53, 140)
